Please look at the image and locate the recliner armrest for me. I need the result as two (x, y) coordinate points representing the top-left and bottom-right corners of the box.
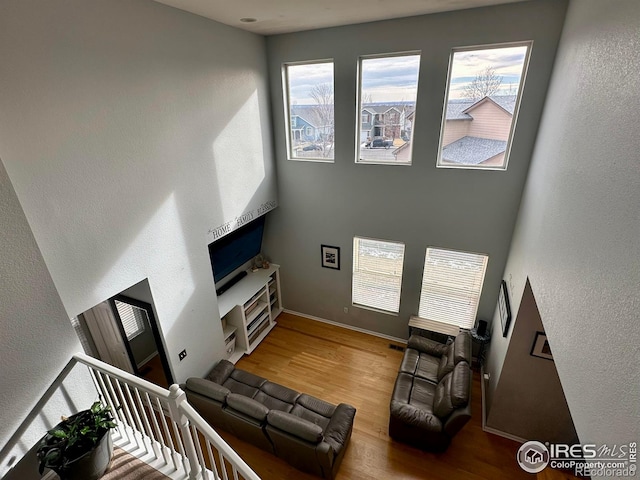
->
(390, 401), (443, 433)
(186, 378), (230, 403)
(407, 335), (448, 357)
(323, 403), (356, 451)
(267, 410), (324, 443)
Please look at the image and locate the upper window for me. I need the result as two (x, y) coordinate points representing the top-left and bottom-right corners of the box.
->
(418, 247), (488, 329)
(437, 43), (531, 170)
(284, 61), (334, 162)
(357, 53), (421, 165)
(352, 237), (405, 314)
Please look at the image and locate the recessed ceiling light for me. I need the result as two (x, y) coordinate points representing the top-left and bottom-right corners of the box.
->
(240, 17), (257, 23)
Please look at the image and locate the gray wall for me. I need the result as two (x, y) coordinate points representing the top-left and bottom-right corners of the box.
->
(0, 0), (276, 383)
(484, 0), (640, 453)
(486, 280), (577, 442)
(264, 0), (567, 339)
(0, 159), (95, 476)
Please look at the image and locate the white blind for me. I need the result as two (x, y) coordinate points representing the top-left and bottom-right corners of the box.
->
(352, 237), (405, 314)
(114, 299), (146, 340)
(418, 248), (488, 329)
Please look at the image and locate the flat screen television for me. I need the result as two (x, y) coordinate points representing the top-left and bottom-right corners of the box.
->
(208, 215), (266, 286)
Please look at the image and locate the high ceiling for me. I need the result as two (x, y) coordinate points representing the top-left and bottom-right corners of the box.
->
(153, 0), (527, 35)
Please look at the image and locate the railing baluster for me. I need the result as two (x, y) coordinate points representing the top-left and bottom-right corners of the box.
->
(191, 425), (208, 479)
(205, 439), (221, 480)
(218, 451), (230, 480)
(145, 391), (169, 464)
(155, 396), (180, 471)
(132, 386), (155, 454)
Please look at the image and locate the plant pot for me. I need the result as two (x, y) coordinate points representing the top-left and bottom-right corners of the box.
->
(58, 431), (113, 480)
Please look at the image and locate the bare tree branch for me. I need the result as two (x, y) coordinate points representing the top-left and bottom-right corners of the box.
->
(462, 66), (503, 101)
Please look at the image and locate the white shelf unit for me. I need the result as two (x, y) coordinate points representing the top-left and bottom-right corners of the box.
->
(218, 264), (283, 363)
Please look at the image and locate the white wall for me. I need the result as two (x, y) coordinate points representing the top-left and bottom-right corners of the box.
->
(0, 1), (276, 383)
(0, 159), (95, 476)
(264, 0), (567, 339)
(485, 0), (640, 454)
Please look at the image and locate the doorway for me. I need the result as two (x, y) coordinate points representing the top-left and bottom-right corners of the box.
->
(75, 280), (174, 388)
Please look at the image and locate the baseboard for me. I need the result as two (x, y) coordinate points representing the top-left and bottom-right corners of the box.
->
(480, 365), (528, 444)
(283, 309), (407, 344)
(137, 352), (158, 369)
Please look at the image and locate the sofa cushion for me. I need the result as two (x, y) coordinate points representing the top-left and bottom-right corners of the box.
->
(226, 393), (269, 421)
(437, 349), (456, 381)
(223, 369), (267, 398)
(407, 335), (448, 357)
(399, 348), (419, 375)
(206, 359), (235, 385)
(433, 362), (470, 418)
(291, 394), (336, 431)
(390, 402), (443, 433)
(254, 381), (300, 413)
(409, 376), (437, 412)
(415, 354), (440, 383)
(267, 410), (324, 443)
(186, 377), (230, 403)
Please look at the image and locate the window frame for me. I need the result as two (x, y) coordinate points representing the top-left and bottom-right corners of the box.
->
(417, 246), (489, 330)
(355, 51), (421, 166)
(436, 41), (533, 171)
(352, 236), (406, 315)
(282, 59), (335, 163)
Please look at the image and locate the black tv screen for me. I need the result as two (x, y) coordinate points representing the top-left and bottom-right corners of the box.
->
(209, 215), (265, 284)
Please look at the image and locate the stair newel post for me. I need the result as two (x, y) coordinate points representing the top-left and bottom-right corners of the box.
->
(168, 385), (203, 480)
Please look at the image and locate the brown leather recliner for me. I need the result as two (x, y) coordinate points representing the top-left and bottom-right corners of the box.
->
(389, 332), (472, 451)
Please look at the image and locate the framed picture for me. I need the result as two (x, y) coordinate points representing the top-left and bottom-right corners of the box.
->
(531, 331), (554, 360)
(498, 280), (512, 337)
(321, 245), (340, 270)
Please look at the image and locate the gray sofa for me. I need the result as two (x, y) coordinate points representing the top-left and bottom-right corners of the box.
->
(389, 332), (472, 452)
(184, 360), (356, 479)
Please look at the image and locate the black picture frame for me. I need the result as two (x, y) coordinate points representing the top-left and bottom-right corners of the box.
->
(530, 331), (554, 360)
(321, 245), (340, 270)
(498, 280), (512, 337)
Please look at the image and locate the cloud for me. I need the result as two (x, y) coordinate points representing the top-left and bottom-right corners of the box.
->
(287, 62), (334, 104)
(361, 54), (420, 102)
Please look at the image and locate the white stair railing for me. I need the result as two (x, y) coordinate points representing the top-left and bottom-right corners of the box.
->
(73, 353), (260, 480)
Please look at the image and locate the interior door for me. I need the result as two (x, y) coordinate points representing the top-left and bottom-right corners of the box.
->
(83, 301), (135, 374)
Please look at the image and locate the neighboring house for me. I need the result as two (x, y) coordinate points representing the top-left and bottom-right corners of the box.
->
(441, 95), (516, 166)
(360, 104), (405, 142)
(290, 106), (333, 144)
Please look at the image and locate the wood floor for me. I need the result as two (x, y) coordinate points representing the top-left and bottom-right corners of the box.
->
(215, 312), (534, 480)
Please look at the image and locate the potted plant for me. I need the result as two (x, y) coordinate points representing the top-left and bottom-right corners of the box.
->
(37, 401), (117, 480)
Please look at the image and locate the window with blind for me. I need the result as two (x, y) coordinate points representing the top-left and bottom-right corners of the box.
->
(352, 236), (405, 314)
(114, 299), (147, 340)
(418, 247), (488, 329)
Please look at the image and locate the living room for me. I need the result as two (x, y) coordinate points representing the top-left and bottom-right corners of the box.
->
(1, 1), (638, 479)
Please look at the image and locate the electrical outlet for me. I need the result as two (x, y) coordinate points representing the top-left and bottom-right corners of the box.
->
(179, 349), (187, 361)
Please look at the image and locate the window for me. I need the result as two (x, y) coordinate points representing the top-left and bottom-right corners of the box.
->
(437, 42), (531, 170)
(418, 247), (488, 329)
(284, 60), (334, 161)
(352, 237), (405, 314)
(357, 52), (420, 165)
(113, 298), (147, 340)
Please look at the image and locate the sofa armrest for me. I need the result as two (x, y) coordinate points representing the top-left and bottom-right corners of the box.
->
(407, 335), (448, 357)
(186, 378), (230, 403)
(267, 410), (323, 443)
(323, 403), (356, 451)
(443, 404), (471, 437)
(390, 401), (443, 433)
(226, 393), (269, 422)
